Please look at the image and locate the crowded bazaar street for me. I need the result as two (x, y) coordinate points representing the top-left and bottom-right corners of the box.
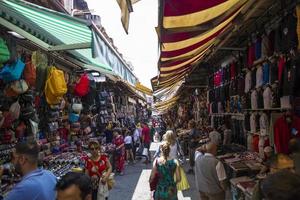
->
(1, 0), (300, 200)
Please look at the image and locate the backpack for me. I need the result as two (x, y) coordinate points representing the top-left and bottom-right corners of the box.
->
(44, 66), (67, 105)
(32, 51), (48, 93)
(0, 58), (25, 82)
(0, 37), (10, 64)
(23, 57), (36, 87)
(74, 73), (90, 97)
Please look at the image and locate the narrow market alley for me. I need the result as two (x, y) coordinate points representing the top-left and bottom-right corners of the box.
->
(1, 0), (300, 200)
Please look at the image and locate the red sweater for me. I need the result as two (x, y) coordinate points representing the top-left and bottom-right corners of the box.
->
(273, 115), (300, 153)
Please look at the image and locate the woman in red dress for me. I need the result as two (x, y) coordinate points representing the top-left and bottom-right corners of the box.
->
(85, 141), (112, 200)
(112, 129), (125, 175)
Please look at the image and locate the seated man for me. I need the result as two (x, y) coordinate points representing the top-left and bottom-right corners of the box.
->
(56, 172), (92, 200)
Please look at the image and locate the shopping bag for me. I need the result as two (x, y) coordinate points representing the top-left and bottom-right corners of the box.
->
(142, 147), (149, 157)
(107, 173), (115, 190)
(97, 182), (109, 200)
(176, 166), (190, 191)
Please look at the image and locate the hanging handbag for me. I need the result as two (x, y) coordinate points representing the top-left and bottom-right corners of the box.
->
(0, 58), (25, 82)
(71, 98), (83, 113)
(11, 79), (29, 94)
(69, 113), (80, 123)
(74, 73), (90, 97)
(176, 166), (190, 191)
(9, 101), (21, 120)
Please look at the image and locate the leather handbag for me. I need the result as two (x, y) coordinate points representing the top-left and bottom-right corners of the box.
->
(11, 79), (29, 94)
(71, 98), (83, 113)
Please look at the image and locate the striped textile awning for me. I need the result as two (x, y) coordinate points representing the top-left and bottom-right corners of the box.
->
(153, 0), (248, 92)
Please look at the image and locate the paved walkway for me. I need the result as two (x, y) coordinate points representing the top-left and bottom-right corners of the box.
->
(109, 142), (199, 200)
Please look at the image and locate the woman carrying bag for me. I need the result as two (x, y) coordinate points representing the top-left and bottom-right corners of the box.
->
(153, 130), (190, 191)
(85, 141), (112, 200)
(150, 142), (181, 200)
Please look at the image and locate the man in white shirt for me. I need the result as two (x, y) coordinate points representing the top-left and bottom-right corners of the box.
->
(195, 143), (227, 200)
(209, 127), (221, 146)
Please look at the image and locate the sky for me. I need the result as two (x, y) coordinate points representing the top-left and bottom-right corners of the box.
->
(86, 0), (158, 88)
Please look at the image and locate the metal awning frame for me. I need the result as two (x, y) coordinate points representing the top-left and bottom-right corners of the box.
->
(0, 16), (91, 52)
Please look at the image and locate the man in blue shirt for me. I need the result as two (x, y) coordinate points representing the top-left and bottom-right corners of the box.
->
(0, 141), (57, 200)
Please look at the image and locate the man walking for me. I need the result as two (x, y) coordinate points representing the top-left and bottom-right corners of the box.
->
(141, 122), (151, 164)
(195, 143), (227, 200)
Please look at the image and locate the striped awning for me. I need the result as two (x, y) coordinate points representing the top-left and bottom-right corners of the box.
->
(135, 82), (153, 96)
(153, 0), (248, 92)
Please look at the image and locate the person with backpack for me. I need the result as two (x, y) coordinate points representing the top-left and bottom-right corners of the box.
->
(85, 141), (112, 200)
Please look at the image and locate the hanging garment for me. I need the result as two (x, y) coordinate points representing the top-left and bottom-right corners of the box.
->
(257, 89), (264, 109)
(237, 76), (245, 96)
(262, 62), (270, 85)
(255, 37), (262, 60)
(251, 68), (257, 89)
(244, 113), (251, 132)
(269, 58), (278, 84)
(263, 86), (272, 109)
(256, 65), (263, 88)
(251, 90), (258, 110)
(247, 43), (256, 68)
(259, 113), (269, 136)
(281, 12), (298, 53)
(230, 62), (236, 80)
(261, 34), (271, 58)
(278, 56), (286, 83)
(250, 113), (257, 133)
(245, 71), (252, 93)
(252, 135), (260, 153)
(271, 84), (280, 108)
(269, 113), (283, 149)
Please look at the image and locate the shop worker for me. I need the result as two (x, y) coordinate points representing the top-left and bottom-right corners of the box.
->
(0, 140), (57, 200)
(194, 142), (227, 200)
(56, 172), (92, 200)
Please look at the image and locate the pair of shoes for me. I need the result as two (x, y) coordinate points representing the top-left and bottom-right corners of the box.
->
(119, 171), (124, 176)
(187, 169), (194, 174)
